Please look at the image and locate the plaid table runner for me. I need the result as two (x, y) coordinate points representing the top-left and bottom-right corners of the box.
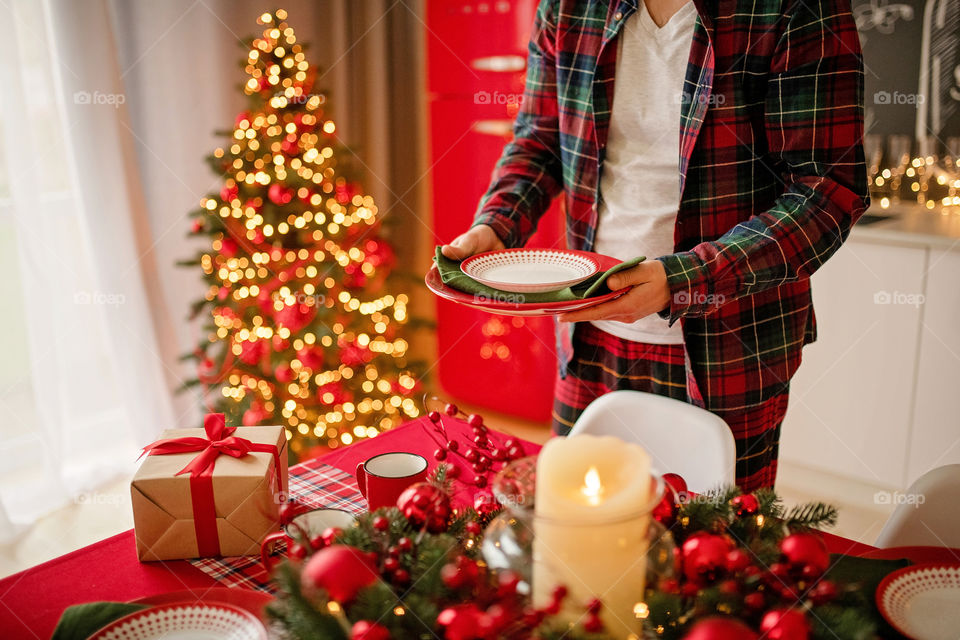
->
(189, 458), (365, 594)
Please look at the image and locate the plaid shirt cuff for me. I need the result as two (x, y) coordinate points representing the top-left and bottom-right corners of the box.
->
(656, 252), (726, 324)
(472, 211), (521, 248)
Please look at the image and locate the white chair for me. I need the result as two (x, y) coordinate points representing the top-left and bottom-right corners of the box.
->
(568, 390), (736, 494)
(875, 464), (960, 548)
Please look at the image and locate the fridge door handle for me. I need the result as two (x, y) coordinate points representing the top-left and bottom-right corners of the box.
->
(471, 119), (515, 137)
(470, 55), (526, 72)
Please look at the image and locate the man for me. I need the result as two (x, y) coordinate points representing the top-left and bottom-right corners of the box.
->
(442, 0), (869, 490)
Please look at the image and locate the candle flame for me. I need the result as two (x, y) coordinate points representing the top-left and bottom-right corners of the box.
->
(581, 466), (604, 505)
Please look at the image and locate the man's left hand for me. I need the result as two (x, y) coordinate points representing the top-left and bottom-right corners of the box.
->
(558, 260), (671, 323)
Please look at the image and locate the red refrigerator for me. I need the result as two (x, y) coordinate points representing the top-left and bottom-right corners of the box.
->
(426, 0), (563, 422)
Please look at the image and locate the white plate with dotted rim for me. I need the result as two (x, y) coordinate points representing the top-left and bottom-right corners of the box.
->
(88, 602), (267, 640)
(876, 563), (960, 640)
(460, 248), (602, 293)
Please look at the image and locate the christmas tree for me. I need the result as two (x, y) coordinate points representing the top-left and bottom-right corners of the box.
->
(181, 9), (423, 457)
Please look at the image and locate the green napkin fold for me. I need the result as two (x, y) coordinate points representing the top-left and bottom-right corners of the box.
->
(51, 602), (147, 640)
(823, 554), (911, 640)
(434, 247), (644, 304)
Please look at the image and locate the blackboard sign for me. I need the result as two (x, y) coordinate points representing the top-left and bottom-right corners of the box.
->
(854, 0), (960, 141)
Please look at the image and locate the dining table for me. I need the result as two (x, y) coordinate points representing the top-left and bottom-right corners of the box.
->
(0, 415), (952, 639)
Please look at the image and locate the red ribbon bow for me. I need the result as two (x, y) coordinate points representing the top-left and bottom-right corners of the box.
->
(141, 414), (281, 557)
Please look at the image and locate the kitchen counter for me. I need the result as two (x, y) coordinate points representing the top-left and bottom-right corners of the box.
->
(851, 202), (960, 250)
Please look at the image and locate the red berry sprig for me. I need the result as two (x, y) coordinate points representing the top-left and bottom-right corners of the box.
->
(419, 399), (526, 490)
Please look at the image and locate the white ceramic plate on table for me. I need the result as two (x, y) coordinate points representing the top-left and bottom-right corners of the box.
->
(88, 602), (267, 640)
(876, 563), (960, 640)
(460, 248), (601, 293)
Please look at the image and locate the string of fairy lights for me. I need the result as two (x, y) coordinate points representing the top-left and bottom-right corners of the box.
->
(871, 154), (960, 211)
(189, 9), (420, 453)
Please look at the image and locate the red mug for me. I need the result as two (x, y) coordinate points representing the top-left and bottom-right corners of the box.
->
(356, 452), (428, 511)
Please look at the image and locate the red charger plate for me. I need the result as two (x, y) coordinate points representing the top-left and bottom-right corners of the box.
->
(131, 587), (273, 620)
(427, 253), (628, 317)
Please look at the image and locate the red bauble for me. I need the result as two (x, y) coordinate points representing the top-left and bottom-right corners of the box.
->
(242, 401), (271, 426)
(191, 219), (204, 233)
(681, 617), (759, 640)
(731, 494), (760, 516)
(301, 545), (378, 602)
(235, 111), (250, 127)
(219, 236), (238, 257)
(759, 608), (810, 640)
(275, 364), (295, 383)
(473, 492), (499, 518)
(681, 534), (732, 584)
(397, 483), (451, 533)
(268, 183), (294, 205)
(436, 605), (494, 640)
(281, 137), (299, 156)
(440, 556), (480, 589)
(274, 301), (316, 333)
(779, 532), (829, 574)
(351, 620), (390, 640)
(238, 339), (267, 365)
(662, 473), (688, 498)
(220, 184), (238, 202)
(297, 346), (325, 370)
(653, 492), (678, 527)
(808, 579), (838, 604)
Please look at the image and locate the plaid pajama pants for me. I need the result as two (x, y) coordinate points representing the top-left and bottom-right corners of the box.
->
(551, 323), (788, 492)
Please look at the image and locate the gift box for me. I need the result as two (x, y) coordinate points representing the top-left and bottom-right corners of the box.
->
(131, 414), (289, 561)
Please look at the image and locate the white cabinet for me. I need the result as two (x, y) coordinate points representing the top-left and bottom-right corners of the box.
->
(780, 239), (928, 488)
(907, 249), (960, 485)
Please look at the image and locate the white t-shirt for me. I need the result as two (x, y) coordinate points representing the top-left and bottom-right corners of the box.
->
(591, 0), (697, 344)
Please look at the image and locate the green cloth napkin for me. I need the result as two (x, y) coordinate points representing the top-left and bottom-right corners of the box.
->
(824, 554), (911, 640)
(434, 247), (644, 304)
(51, 602), (147, 640)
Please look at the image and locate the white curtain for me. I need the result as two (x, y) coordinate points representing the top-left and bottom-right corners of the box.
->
(0, 0), (175, 539)
(0, 0), (426, 540)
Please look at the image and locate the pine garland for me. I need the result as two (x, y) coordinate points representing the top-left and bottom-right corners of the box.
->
(267, 487), (886, 640)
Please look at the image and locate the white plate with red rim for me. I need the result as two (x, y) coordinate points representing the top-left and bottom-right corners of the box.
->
(876, 562), (960, 640)
(460, 248), (602, 293)
(88, 601), (267, 640)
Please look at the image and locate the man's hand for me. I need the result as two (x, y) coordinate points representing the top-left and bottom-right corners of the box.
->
(441, 225), (505, 260)
(559, 260), (671, 323)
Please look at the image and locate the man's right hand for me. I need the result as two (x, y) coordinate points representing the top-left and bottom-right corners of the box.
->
(440, 224), (505, 260)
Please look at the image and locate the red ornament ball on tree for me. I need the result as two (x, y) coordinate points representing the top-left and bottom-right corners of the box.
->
(351, 620), (390, 640)
(759, 608), (810, 640)
(396, 482), (451, 533)
(779, 532), (829, 574)
(436, 605), (494, 640)
(681, 533), (732, 583)
(301, 544), (378, 602)
(731, 494), (760, 516)
(681, 617), (759, 640)
(268, 183), (294, 205)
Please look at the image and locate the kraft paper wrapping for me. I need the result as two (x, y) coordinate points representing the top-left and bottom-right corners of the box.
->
(131, 425), (289, 561)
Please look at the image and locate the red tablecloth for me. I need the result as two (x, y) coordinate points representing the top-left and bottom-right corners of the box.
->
(0, 417), (935, 638)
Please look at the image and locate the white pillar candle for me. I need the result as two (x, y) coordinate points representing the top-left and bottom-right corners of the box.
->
(533, 434), (654, 639)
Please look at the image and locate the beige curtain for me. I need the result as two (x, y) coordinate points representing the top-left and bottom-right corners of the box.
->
(111, 0), (432, 425)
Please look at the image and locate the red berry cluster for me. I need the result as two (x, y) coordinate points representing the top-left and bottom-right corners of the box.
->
(435, 560), (604, 639)
(422, 403), (526, 490)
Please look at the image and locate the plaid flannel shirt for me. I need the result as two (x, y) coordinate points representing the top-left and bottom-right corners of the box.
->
(473, 0), (869, 412)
